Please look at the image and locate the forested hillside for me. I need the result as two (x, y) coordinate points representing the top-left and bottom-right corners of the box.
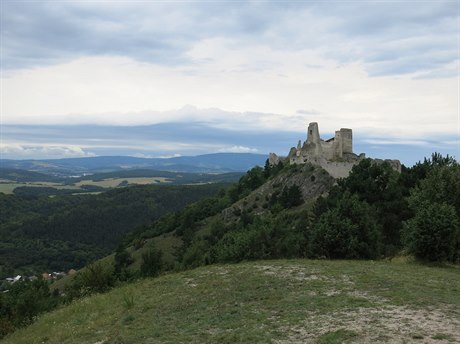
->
(122, 153), (458, 272)
(56, 153), (458, 294)
(0, 183), (227, 278)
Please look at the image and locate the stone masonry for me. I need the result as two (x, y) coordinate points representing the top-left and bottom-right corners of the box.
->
(269, 122), (401, 179)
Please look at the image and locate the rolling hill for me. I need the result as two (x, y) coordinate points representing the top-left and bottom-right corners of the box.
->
(0, 153), (268, 176)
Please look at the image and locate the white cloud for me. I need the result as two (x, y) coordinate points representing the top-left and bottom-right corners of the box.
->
(0, 144), (96, 159)
(2, 53), (457, 140)
(218, 146), (258, 153)
(362, 139), (429, 146)
(130, 153), (154, 159)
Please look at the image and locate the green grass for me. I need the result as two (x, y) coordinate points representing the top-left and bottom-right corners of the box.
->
(432, 333), (456, 341)
(51, 233), (181, 291)
(3, 260), (459, 343)
(128, 233), (182, 270)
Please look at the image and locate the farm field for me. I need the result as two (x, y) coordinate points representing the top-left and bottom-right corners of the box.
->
(0, 177), (171, 194)
(74, 177), (171, 188)
(0, 182), (80, 194)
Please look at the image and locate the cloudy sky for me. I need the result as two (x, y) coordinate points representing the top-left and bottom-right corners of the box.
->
(1, 0), (459, 165)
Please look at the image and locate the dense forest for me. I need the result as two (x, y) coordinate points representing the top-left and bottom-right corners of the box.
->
(0, 183), (227, 278)
(1, 153), (459, 339)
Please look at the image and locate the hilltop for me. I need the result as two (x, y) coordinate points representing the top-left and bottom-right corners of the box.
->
(3, 260), (459, 343)
(1, 152), (459, 341)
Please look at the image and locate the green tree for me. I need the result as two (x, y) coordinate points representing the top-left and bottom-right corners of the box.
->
(403, 202), (459, 262)
(213, 223), (271, 263)
(408, 163), (460, 217)
(0, 279), (58, 338)
(114, 246), (134, 281)
(402, 161), (460, 262)
(332, 159), (408, 252)
(229, 166), (266, 202)
(278, 184), (303, 208)
(311, 192), (381, 259)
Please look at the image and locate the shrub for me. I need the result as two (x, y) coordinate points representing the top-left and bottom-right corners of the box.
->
(213, 225), (271, 262)
(140, 248), (163, 277)
(76, 262), (115, 294)
(403, 203), (459, 262)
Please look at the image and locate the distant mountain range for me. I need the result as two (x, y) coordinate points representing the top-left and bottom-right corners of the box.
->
(0, 153), (268, 176)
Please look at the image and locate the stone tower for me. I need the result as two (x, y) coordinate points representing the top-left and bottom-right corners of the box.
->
(306, 122), (322, 156)
(339, 128), (353, 155)
(332, 128), (353, 158)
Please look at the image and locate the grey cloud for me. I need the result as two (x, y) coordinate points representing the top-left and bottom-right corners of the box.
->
(3, 2), (193, 69)
(1, 122), (300, 153)
(262, 2), (457, 77)
(3, 2), (273, 70)
(3, 1), (457, 77)
(315, 2), (458, 76)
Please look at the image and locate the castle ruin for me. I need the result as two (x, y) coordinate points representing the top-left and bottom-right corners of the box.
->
(290, 122), (357, 163)
(269, 122), (401, 179)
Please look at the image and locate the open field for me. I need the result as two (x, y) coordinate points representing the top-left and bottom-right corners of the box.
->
(75, 177), (171, 188)
(0, 182), (80, 194)
(0, 177), (171, 194)
(3, 259), (459, 343)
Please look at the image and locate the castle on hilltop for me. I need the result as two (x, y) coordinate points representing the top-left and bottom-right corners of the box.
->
(269, 122), (401, 179)
(289, 122), (358, 163)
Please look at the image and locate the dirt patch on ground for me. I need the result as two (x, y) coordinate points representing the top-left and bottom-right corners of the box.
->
(255, 264), (458, 343)
(275, 305), (459, 343)
(255, 264), (330, 282)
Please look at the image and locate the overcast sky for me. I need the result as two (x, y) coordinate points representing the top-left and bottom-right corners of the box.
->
(1, 1), (459, 165)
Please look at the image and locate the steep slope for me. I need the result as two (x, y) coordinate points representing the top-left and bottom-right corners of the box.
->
(3, 260), (459, 344)
(80, 162), (336, 275)
(222, 163), (334, 221)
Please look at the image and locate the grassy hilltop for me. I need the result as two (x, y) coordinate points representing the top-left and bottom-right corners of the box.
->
(3, 259), (459, 344)
(2, 154), (459, 342)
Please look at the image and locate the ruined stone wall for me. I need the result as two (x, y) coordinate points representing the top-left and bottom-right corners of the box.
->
(270, 121), (401, 179)
(293, 122), (354, 162)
